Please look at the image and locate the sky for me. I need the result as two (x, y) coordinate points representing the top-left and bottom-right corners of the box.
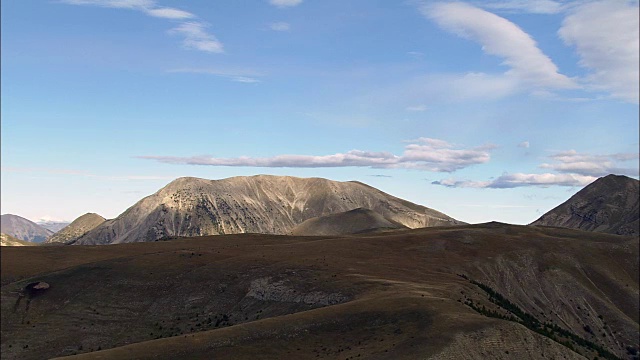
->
(1, 0), (638, 225)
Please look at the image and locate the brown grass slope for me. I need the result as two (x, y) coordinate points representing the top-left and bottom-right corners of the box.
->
(532, 174), (639, 236)
(73, 175), (463, 245)
(45, 213), (106, 244)
(1, 224), (637, 360)
(290, 207), (406, 236)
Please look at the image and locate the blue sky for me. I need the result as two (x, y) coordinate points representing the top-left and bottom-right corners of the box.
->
(1, 0), (638, 224)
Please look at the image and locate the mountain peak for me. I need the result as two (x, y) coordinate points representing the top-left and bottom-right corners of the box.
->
(74, 175), (462, 245)
(531, 174), (639, 235)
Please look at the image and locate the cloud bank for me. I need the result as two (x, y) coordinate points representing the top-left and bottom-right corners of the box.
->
(432, 149), (638, 188)
(138, 138), (495, 172)
(61, 0), (223, 53)
(269, 0), (303, 8)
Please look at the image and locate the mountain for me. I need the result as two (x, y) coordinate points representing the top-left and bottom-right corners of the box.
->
(290, 207), (406, 236)
(0, 214), (53, 243)
(45, 213), (106, 244)
(73, 175), (463, 245)
(36, 221), (71, 233)
(531, 174), (639, 236)
(2, 224), (637, 359)
(0, 233), (37, 246)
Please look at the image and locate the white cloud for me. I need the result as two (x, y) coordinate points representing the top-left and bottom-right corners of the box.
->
(61, 0), (221, 53)
(433, 172), (597, 188)
(540, 150), (639, 177)
(559, 1), (639, 103)
(146, 7), (194, 19)
(406, 104), (428, 112)
(422, 2), (575, 90)
(518, 141), (530, 148)
(269, 22), (291, 31)
(169, 22), (224, 53)
(167, 68), (261, 83)
(432, 148), (639, 189)
(269, 0), (303, 8)
(480, 0), (563, 14)
(137, 138), (495, 172)
(61, 0), (154, 9)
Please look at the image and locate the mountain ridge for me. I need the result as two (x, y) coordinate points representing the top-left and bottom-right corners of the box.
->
(73, 175), (463, 245)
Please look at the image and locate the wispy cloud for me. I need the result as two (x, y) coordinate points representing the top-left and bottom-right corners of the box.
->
(518, 141), (530, 148)
(137, 138), (495, 172)
(479, 0), (563, 14)
(269, 22), (291, 31)
(559, 1), (639, 103)
(433, 173), (597, 188)
(406, 104), (428, 112)
(168, 22), (223, 53)
(269, 0), (303, 8)
(61, 0), (222, 53)
(422, 2), (575, 91)
(167, 68), (262, 83)
(540, 150), (639, 177)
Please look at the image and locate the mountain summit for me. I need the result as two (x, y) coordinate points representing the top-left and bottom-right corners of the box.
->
(73, 175), (463, 245)
(0, 214), (53, 243)
(531, 174), (639, 235)
(45, 213), (106, 244)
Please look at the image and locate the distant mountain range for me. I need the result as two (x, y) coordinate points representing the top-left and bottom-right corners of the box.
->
(531, 174), (639, 236)
(36, 221), (71, 233)
(72, 175), (464, 245)
(0, 214), (53, 243)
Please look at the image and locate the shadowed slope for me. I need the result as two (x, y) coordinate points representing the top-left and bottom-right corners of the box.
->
(1, 224), (637, 359)
(291, 207), (406, 236)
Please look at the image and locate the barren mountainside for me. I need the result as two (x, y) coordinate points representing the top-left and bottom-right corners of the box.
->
(0, 233), (37, 246)
(291, 207), (406, 236)
(74, 175), (463, 245)
(1, 224), (637, 359)
(532, 174), (639, 236)
(0, 214), (53, 243)
(45, 213), (106, 244)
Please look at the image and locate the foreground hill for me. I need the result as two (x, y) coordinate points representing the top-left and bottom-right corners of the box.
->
(291, 207), (406, 236)
(532, 174), (639, 235)
(1, 224), (637, 359)
(0, 233), (37, 246)
(0, 214), (53, 243)
(45, 213), (106, 244)
(73, 175), (462, 245)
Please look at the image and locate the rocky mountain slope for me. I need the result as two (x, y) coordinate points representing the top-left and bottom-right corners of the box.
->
(291, 207), (406, 236)
(0, 233), (37, 246)
(73, 175), (463, 245)
(0, 214), (53, 243)
(45, 213), (106, 244)
(531, 174), (639, 235)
